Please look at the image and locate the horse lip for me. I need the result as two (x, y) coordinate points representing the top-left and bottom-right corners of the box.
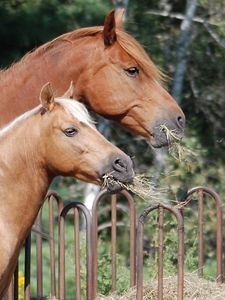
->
(148, 125), (184, 148)
(101, 169), (134, 193)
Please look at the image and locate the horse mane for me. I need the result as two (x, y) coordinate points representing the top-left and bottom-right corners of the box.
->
(0, 106), (42, 137)
(56, 98), (95, 126)
(0, 98), (94, 137)
(20, 26), (165, 82)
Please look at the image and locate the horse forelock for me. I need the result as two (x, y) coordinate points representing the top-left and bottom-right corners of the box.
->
(55, 98), (95, 127)
(116, 30), (166, 83)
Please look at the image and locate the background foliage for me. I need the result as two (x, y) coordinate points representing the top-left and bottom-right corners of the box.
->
(1, 0), (225, 297)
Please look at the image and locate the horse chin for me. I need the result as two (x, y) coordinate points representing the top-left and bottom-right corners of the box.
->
(147, 137), (169, 149)
(106, 181), (123, 194)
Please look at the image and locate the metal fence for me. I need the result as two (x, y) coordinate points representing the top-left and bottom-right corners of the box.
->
(6, 186), (223, 300)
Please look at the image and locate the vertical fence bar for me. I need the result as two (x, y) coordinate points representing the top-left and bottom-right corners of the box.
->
(74, 207), (81, 300)
(136, 213), (145, 300)
(36, 210), (43, 299)
(48, 196), (56, 297)
(111, 194), (117, 292)
(92, 195), (99, 299)
(123, 190), (137, 287)
(24, 234), (31, 300)
(198, 189), (203, 277)
(158, 206), (164, 300)
(59, 202), (92, 300)
(216, 197), (223, 283)
(136, 204), (184, 300)
(180, 186), (223, 283)
(14, 263), (19, 300)
(59, 210), (65, 300)
(92, 189), (136, 298)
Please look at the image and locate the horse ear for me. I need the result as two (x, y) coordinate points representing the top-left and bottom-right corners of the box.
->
(115, 9), (125, 30)
(62, 81), (75, 99)
(103, 10), (117, 46)
(40, 82), (55, 111)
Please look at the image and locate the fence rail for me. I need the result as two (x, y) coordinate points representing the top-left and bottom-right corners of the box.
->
(6, 186), (223, 300)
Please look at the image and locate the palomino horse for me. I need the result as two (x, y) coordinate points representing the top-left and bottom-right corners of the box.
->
(0, 83), (134, 298)
(0, 10), (185, 148)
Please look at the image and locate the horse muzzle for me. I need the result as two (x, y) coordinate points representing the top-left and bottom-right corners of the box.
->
(149, 113), (186, 148)
(101, 155), (134, 193)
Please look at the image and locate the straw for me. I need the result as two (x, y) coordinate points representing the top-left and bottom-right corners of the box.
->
(102, 174), (167, 204)
(97, 274), (225, 299)
(159, 124), (198, 164)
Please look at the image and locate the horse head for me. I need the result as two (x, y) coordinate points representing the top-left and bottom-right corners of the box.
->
(39, 82), (134, 192)
(74, 10), (185, 148)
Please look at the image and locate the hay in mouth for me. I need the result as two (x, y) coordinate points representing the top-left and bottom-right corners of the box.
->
(159, 124), (183, 161)
(102, 173), (167, 203)
(159, 124), (198, 164)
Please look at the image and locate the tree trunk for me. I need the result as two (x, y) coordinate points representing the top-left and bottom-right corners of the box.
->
(172, 0), (198, 103)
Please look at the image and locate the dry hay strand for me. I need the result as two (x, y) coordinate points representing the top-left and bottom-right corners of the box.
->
(159, 125), (198, 164)
(97, 274), (225, 299)
(102, 174), (167, 204)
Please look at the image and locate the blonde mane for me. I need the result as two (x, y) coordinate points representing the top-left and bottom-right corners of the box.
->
(56, 98), (95, 126)
(19, 26), (164, 82)
(0, 98), (94, 137)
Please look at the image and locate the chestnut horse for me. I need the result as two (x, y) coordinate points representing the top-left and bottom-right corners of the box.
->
(0, 10), (185, 148)
(0, 83), (134, 298)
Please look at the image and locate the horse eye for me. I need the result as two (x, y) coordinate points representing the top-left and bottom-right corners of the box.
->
(63, 127), (78, 137)
(124, 67), (139, 77)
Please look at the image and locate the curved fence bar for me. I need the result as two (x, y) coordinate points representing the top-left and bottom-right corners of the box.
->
(35, 210), (43, 299)
(5, 186), (224, 299)
(46, 192), (64, 297)
(59, 202), (92, 300)
(35, 191), (64, 299)
(136, 203), (184, 300)
(180, 186), (223, 283)
(92, 189), (136, 298)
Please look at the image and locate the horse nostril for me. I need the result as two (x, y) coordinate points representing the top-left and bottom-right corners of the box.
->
(112, 157), (127, 173)
(177, 115), (185, 129)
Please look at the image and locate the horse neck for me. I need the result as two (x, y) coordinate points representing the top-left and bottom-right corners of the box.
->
(0, 116), (52, 295)
(0, 118), (50, 247)
(0, 35), (98, 126)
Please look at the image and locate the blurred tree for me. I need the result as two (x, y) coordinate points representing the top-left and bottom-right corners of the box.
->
(172, 0), (198, 103)
(0, 0), (111, 67)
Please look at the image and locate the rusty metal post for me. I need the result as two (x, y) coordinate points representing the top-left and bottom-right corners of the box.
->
(46, 191), (64, 299)
(74, 207), (81, 300)
(59, 202), (92, 300)
(111, 194), (117, 291)
(136, 203), (184, 300)
(124, 190), (137, 287)
(158, 206), (164, 300)
(14, 263), (19, 300)
(180, 186), (223, 283)
(92, 189), (136, 298)
(36, 209), (43, 299)
(24, 234), (31, 300)
(198, 189), (203, 277)
(48, 196), (57, 296)
(136, 208), (146, 300)
(59, 207), (65, 300)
